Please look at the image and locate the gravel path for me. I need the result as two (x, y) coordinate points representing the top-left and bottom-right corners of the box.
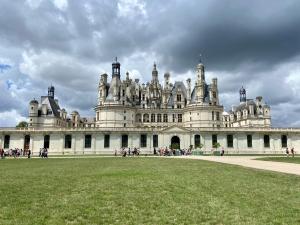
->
(175, 156), (300, 176)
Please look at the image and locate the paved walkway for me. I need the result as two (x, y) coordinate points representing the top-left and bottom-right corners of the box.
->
(175, 156), (300, 176)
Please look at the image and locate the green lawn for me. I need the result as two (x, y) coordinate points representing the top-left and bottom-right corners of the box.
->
(256, 156), (300, 164)
(0, 157), (299, 225)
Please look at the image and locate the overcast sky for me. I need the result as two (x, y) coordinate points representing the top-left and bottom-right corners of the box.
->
(1, 0), (300, 127)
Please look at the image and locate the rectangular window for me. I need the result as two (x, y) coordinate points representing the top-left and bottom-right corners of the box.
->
(65, 135), (72, 149)
(194, 135), (201, 148)
(247, 135), (252, 148)
(281, 135), (287, 148)
(142, 94), (145, 101)
(4, 135), (10, 149)
(157, 114), (162, 122)
(121, 134), (128, 148)
(104, 134), (110, 148)
(178, 114), (182, 123)
(227, 134), (233, 148)
(163, 114), (168, 122)
(177, 94), (181, 101)
(85, 135), (92, 148)
(212, 111), (215, 120)
(216, 112), (220, 121)
(151, 114), (155, 122)
(44, 135), (50, 149)
(140, 134), (147, 148)
(212, 134), (218, 147)
(153, 134), (158, 148)
(264, 135), (270, 148)
(172, 114), (176, 122)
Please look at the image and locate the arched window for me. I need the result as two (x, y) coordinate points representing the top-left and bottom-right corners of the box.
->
(143, 114), (149, 122)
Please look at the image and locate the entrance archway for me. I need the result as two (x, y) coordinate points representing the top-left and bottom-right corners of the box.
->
(171, 136), (180, 149)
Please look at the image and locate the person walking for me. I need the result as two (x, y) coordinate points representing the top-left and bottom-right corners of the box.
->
(27, 150), (31, 159)
(286, 147), (289, 157)
(291, 147), (295, 157)
(0, 148), (4, 159)
(221, 147), (225, 156)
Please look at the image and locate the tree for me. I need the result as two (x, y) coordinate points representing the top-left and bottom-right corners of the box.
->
(213, 142), (221, 151)
(16, 121), (28, 128)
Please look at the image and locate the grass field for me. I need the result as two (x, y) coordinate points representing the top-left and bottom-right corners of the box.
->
(256, 156), (300, 164)
(0, 157), (300, 225)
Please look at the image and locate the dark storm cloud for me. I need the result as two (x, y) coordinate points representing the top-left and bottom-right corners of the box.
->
(0, 0), (300, 127)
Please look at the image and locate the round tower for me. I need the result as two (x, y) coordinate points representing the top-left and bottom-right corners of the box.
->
(29, 99), (39, 127)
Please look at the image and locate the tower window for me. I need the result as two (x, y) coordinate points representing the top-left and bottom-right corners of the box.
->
(157, 114), (162, 122)
(163, 114), (168, 122)
(177, 94), (181, 101)
(178, 114), (182, 123)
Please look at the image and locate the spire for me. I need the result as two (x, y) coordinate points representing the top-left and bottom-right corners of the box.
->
(112, 57), (120, 79)
(240, 86), (246, 103)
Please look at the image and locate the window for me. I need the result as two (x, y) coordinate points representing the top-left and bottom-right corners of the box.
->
(151, 114), (155, 122)
(121, 135), (128, 148)
(124, 116), (126, 120)
(177, 94), (181, 101)
(163, 114), (168, 122)
(216, 112), (220, 121)
(140, 134), (147, 148)
(143, 114), (149, 122)
(85, 135), (92, 148)
(122, 89), (125, 96)
(4, 135), (10, 149)
(172, 114), (176, 122)
(44, 135), (50, 149)
(142, 94), (145, 101)
(177, 104), (182, 109)
(178, 114), (182, 123)
(264, 135), (270, 148)
(194, 135), (201, 148)
(247, 135), (252, 148)
(212, 134), (218, 147)
(65, 135), (72, 149)
(227, 135), (233, 148)
(213, 91), (216, 98)
(281, 135), (287, 148)
(104, 135), (110, 148)
(157, 114), (162, 122)
(153, 135), (158, 148)
(212, 111), (214, 120)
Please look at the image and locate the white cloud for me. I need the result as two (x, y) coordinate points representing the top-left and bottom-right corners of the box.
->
(0, 110), (27, 127)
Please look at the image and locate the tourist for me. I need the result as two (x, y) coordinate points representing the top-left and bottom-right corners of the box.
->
(221, 147), (225, 156)
(114, 149), (117, 156)
(291, 147), (295, 157)
(286, 147), (289, 157)
(0, 148), (4, 159)
(128, 148), (131, 156)
(153, 147), (157, 155)
(28, 149), (31, 159)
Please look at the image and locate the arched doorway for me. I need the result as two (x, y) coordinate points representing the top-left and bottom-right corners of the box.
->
(171, 136), (180, 149)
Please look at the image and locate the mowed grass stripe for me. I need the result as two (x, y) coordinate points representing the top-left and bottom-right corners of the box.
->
(0, 158), (299, 225)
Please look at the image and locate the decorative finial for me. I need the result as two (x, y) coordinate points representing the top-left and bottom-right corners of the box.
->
(199, 54), (202, 63)
(115, 56), (118, 62)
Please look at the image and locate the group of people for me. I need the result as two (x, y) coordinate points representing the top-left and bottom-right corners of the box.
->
(39, 148), (48, 158)
(285, 147), (296, 157)
(0, 148), (31, 159)
(115, 147), (141, 157)
(154, 147), (192, 156)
